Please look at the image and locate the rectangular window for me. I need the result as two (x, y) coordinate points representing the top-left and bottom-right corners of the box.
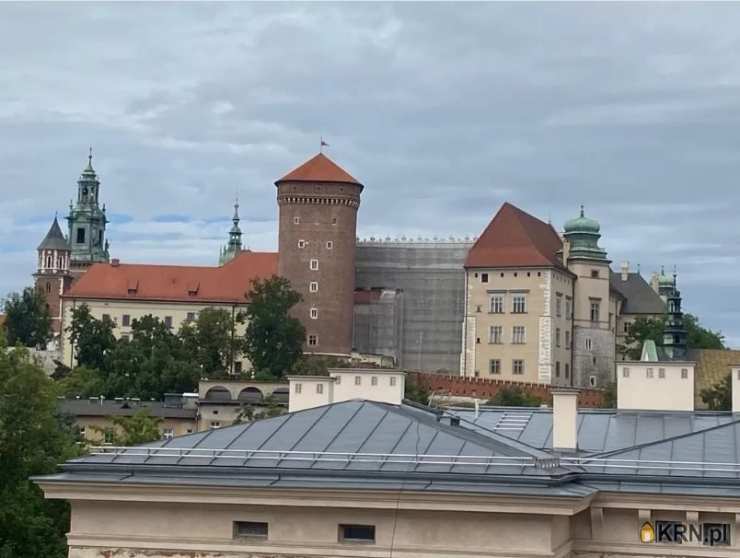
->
(339, 524), (375, 544)
(512, 294), (527, 313)
(658, 368), (666, 379)
(512, 360), (524, 375)
(489, 295), (504, 313)
(309, 259), (319, 271)
(102, 313), (111, 321)
(489, 325), (502, 344)
(308, 334), (318, 347)
(489, 359), (501, 375)
(555, 361), (560, 377)
(309, 281), (319, 293)
(294, 383), (302, 394)
(555, 328), (561, 347)
(565, 298), (572, 319)
(122, 314), (130, 327)
(591, 269), (599, 278)
(681, 368), (689, 379)
(565, 363), (570, 378)
(316, 383), (324, 394)
(326, 240), (333, 250)
(481, 272), (489, 283)
(335, 375), (341, 385)
(234, 521), (268, 540)
(512, 326), (526, 344)
(390, 376), (397, 386)
(565, 330), (570, 349)
(76, 227), (85, 244)
(590, 300), (600, 322)
(556, 294), (562, 317)
(371, 376), (378, 386)
(585, 337), (592, 352)
(623, 367), (630, 378)
(293, 216), (300, 225)
(298, 239), (306, 248)
(646, 368), (654, 378)
(354, 376), (361, 386)
(186, 312), (196, 322)
(162, 428), (174, 440)
(234, 361), (243, 373)
(164, 316), (173, 329)
(310, 308), (318, 319)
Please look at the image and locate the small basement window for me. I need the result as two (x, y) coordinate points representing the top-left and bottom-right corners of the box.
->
(234, 521), (268, 540)
(339, 524), (375, 544)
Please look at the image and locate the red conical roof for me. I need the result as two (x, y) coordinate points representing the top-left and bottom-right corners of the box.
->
(465, 202), (565, 269)
(275, 153), (362, 187)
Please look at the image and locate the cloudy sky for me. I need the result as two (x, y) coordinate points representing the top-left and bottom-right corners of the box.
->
(1, 3), (739, 346)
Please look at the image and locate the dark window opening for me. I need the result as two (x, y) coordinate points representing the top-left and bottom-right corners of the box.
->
(76, 228), (86, 244)
(164, 316), (173, 329)
(481, 273), (488, 283)
(339, 524), (375, 544)
(122, 314), (130, 327)
(233, 521), (268, 539)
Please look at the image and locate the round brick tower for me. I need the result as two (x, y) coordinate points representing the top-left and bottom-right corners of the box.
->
(276, 153), (363, 356)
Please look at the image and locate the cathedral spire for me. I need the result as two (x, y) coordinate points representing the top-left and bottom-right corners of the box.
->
(219, 198), (244, 265)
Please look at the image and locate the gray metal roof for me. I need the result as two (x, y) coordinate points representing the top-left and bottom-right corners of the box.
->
(59, 399), (196, 419)
(37, 217), (69, 251)
(448, 407), (737, 454)
(609, 271), (665, 314)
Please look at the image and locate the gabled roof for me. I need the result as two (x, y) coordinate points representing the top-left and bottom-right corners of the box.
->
(275, 153), (362, 187)
(37, 216), (69, 251)
(465, 203), (565, 269)
(64, 251), (278, 304)
(609, 271), (665, 314)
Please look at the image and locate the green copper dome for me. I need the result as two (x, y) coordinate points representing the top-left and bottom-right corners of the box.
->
(564, 205), (600, 234)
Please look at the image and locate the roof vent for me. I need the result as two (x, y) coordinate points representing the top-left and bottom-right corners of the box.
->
(111, 258), (120, 267)
(187, 281), (200, 295)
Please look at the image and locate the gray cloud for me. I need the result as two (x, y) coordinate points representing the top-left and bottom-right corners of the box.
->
(1, 3), (739, 345)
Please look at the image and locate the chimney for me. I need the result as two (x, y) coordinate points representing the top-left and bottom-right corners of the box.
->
(621, 261), (629, 281)
(551, 388), (579, 452)
(732, 367), (740, 414)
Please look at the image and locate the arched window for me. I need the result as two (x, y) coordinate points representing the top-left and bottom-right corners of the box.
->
(46, 283), (52, 294)
(46, 255), (52, 268)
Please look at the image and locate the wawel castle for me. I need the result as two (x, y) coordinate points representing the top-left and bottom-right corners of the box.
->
(36, 150), (683, 388)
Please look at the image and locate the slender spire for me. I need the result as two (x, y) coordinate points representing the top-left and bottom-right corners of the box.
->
(579, 204), (584, 218)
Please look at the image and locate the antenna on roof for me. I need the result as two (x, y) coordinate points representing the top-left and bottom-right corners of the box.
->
(320, 136), (329, 153)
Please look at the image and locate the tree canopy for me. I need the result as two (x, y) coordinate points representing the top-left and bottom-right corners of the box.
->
(180, 307), (240, 375)
(0, 334), (77, 558)
(700, 373), (731, 411)
(243, 276), (305, 378)
(67, 304), (116, 371)
(2, 287), (52, 348)
(93, 409), (163, 446)
(620, 313), (725, 359)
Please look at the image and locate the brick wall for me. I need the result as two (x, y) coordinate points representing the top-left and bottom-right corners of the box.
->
(410, 372), (605, 408)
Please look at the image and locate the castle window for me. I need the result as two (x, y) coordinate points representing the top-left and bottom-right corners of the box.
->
(591, 269), (599, 278)
(371, 376), (378, 386)
(555, 362), (560, 377)
(332, 217), (337, 225)
(565, 330), (570, 349)
(233, 521), (268, 540)
(556, 294), (562, 317)
(339, 524), (375, 544)
(555, 328), (561, 347)
(326, 241), (333, 250)
(293, 216), (300, 225)
(316, 383), (324, 394)
(658, 368), (666, 379)
(681, 368), (689, 379)
(489, 294), (504, 313)
(308, 334), (318, 347)
(46, 283), (51, 294)
(489, 359), (501, 375)
(589, 375), (597, 387)
(390, 376), (397, 386)
(623, 367), (630, 378)
(512, 294), (527, 313)
(512, 360), (524, 375)
(310, 308), (318, 320)
(646, 368), (654, 378)
(309, 281), (318, 293)
(585, 337), (593, 352)
(76, 228), (85, 244)
(512, 326), (526, 344)
(309, 259), (319, 271)
(294, 383), (302, 394)
(481, 273), (488, 283)
(186, 312), (196, 322)
(565, 297), (572, 319)
(590, 300), (600, 322)
(489, 326), (502, 344)
(298, 239), (306, 248)
(565, 363), (570, 378)
(354, 376), (362, 386)
(46, 255), (53, 268)
(164, 316), (173, 329)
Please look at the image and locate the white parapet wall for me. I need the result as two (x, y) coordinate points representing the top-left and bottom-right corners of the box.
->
(288, 369), (406, 412)
(616, 361), (695, 411)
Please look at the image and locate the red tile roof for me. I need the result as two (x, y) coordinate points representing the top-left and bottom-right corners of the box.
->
(64, 251), (278, 304)
(276, 153), (362, 186)
(465, 202), (565, 269)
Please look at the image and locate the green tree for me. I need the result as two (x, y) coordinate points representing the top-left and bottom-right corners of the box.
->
(67, 304), (116, 371)
(685, 313), (725, 350)
(487, 386), (542, 407)
(0, 337), (78, 558)
(701, 373), (732, 411)
(179, 308), (239, 375)
(57, 366), (106, 398)
(93, 409), (163, 446)
(2, 287), (52, 348)
(243, 276), (305, 378)
(404, 375), (431, 405)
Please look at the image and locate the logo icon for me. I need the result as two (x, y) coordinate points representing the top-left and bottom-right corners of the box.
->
(640, 521), (655, 543)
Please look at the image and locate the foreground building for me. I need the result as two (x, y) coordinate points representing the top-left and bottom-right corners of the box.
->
(36, 364), (740, 558)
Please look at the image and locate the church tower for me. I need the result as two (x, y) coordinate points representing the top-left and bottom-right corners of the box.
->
(33, 216), (73, 336)
(276, 153), (363, 356)
(562, 206), (614, 388)
(66, 149), (109, 275)
(219, 199), (243, 265)
(662, 270), (687, 360)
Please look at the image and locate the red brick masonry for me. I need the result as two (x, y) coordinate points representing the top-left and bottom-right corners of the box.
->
(412, 372), (605, 408)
